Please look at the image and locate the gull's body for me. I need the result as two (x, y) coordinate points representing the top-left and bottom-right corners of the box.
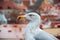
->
(24, 12), (58, 40)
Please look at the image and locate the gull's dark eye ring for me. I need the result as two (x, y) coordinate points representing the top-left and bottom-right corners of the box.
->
(29, 14), (34, 16)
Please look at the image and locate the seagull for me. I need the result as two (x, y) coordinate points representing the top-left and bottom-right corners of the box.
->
(18, 12), (58, 40)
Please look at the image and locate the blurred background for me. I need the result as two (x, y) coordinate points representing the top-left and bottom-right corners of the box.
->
(0, 0), (60, 40)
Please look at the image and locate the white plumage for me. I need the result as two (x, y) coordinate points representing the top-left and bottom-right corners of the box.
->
(24, 12), (58, 40)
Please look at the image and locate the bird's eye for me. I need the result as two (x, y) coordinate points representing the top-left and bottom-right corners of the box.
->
(29, 14), (34, 16)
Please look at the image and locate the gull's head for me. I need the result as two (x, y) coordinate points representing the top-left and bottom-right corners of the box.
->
(25, 12), (41, 21)
(17, 12), (41, 22)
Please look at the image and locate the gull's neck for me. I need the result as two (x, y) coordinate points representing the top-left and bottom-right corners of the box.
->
(26, 19), (42, 33)
(25, 18), (42, 34)
(28, 18), (41, 27)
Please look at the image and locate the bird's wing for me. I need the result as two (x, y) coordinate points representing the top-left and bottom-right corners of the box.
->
(35, 30), (58, 40)
(24, 32), (35, 40)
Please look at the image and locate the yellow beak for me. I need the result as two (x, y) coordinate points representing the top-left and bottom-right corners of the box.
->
(17, 15), (25, 19)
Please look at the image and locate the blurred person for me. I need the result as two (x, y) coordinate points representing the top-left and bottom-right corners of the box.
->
(48, 6), (59, 16)
(7, 9), (20, 24)
(42, 18), (51, 28)
(0, 11), (7, 24)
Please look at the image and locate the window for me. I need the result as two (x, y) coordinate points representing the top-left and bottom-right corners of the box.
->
(0, 0), (4, 2)
(0, 7), (3, 9)
(7, 7), (11, 9)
